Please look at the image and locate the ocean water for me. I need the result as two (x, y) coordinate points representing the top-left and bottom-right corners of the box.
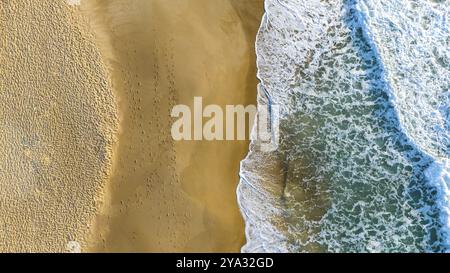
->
(238, 0), (449, 252)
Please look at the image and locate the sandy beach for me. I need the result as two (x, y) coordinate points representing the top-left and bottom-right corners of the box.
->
(0, 0), (263, 252)
(81, 0), (263, 252)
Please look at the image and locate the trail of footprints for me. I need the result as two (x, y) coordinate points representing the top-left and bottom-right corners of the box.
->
(113, 32), (189, 249)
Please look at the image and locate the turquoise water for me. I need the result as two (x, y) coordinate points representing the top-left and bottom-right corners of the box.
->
(238, 0), (449, 253)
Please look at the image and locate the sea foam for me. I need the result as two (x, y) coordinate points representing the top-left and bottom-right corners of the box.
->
(238, 0), (449, 253)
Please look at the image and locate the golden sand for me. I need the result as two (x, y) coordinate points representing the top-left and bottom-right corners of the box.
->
(0, 1), (118, 252)
(0, 0), (263, 252)
(81, 0), (264, 252)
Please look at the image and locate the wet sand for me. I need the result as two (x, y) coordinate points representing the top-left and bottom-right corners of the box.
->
(82, 0), (264, 252)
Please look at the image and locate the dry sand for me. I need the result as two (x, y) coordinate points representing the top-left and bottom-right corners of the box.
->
(0, 1), (118, 252)
(81, 0), (264, 252)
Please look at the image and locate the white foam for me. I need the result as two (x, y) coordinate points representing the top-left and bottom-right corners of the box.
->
(425, 159), (450, 251)
(238, 0), (449, 252)
(358, 0), (449, 159)
(358, 0), (450, 252)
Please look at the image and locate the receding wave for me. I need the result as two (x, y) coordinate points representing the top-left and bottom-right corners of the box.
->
(238, 0), (449, 252)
